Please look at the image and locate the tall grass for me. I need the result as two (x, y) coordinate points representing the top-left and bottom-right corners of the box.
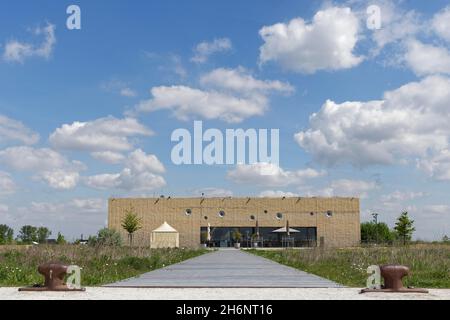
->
(0, 245), (206, 286)
(250, 244), (450, 288)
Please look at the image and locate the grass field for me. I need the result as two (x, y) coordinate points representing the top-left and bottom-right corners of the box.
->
(249, 244), (450, 288)
(0, 245), (206, 287)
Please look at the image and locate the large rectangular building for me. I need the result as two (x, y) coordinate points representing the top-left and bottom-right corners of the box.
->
(108, 197), (360, 248)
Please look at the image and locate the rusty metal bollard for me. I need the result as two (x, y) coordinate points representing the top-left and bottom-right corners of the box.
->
(19, 262), (85, 292)
(361, 264), (428, 293)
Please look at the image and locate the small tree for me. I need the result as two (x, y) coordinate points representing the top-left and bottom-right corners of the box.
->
(89, 228), (122, 247)
(232, 229), (242, 243)
(0, 224), (14, 244)
(361, 222), (395, 244)
(121, 207), (142, 246)
(443, 235), (450, 243)
(18, 225), (38, 243)
(56, 232), (66, 245)
(394, 212), (415, 245)
(37, 227), (51, 244)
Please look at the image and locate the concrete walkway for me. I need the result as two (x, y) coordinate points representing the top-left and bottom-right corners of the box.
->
(105, 249), (341, 288)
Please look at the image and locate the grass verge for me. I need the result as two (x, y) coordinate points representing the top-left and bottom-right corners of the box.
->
(248, 244), (450, 288)
(0, 245), (206, 286)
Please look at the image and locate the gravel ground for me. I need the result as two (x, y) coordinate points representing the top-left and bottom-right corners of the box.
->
(1, 287), (449, 300)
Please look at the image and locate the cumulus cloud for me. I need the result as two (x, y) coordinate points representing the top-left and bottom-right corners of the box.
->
(422, 204), (450, 215)
(258, 7), (363, 73)
(259, 190), (298, 197)
(227, 163), (325, 187)
(404, 40), (450, 76)
(301, 179), (378, 198)
(295, 76), (450, 175)
(101, 79), (137, 97)
(0, 114), (39, 145)
(136, 67), (292, 123)
(49, 117), (153, 162)
(191, 38), (232, 63)
(5, 198), (108, 239)
(432, 6), (450, 43)
(3, 22), (56, 63)
(370, 3), (421, 52)
(417, 149), (450, 181)
(381, 190), (426, 202)
(120, 88), (137, 97)
(200, 67), (294, 94)
(0, 146), (84, 190)
(193, 187), (233, 197)
(0, 171), (16, 196)
(84, 149), (166, 191)
(91, 151), (125, 164)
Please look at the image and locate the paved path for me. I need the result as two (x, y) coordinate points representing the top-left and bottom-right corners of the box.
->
(104, 249), (341, 288)
(5, 287), (449, 300)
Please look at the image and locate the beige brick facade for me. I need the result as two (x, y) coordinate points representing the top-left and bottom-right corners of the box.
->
(108, 197), (360, 248)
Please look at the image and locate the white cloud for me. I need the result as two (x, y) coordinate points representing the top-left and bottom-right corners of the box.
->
(301, 179), (378, 198)
(381, 190), (426, 202)
(84, 173), (121, 189)
(38, 170), (79, 190)
(101, 79), (137, 97)
(258, 7), (363, 73)
(259, 190), (298, 197)
(0, 203), (8, 214)
(227, 163), (325, 187)
(0, 171), (16, 196)
(120, 88), (137, 97)
(417, 149), (450, 181)
(200, 67), (294, 94)
(0, 146), (84, 190)
(0, 114), (39, 145)
(370, 3), (421, 52)
(295, 75), (450, 172)
(125, 149), (165, 174)
(91, 151), (125, 164)
(85, 149), (166, 191)
(404, 40), (450, 76)
(432, 6), (450, 43)
(194, 187), (233, 197)
(191, 38), (232, 63)
(170, 54), (187, 78)
(49, 116), (153, 153)
(3, 22), (56, 63)
(0, 146), (73, 171)
(422, 204), (450, 215)
(136, 67), (292, 123)
(70, 198), (106, 213)
(9, 198), (107, 239)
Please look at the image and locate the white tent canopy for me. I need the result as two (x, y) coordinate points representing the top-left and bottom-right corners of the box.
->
(272, 227), (300, 233)
(151, 221), (179, 248)
(152, 221), (178, 233)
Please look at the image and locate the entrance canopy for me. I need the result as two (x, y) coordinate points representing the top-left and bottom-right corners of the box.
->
(272, 227), (300, 233)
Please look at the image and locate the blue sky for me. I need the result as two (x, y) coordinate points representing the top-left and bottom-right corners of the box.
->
(1, 0), (450, 240)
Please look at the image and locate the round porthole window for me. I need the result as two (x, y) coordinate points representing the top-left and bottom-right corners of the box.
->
(204, 216), (208, 220)
(185, 209), (192, 216)
(250, 215), (256, 220)
(264, 210), (268, 214)
(218, 210), (225, 218)
(310, 212), (314, 216)
(326, 210), (333, 217)
(276, 212), (283, 220)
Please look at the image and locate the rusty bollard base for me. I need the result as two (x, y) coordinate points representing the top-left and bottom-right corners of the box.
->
(18, 262), (85, 292)
(360, 264), (428, 294)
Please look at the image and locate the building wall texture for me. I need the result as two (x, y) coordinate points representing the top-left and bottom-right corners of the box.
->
(108, 197), (360, 248)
